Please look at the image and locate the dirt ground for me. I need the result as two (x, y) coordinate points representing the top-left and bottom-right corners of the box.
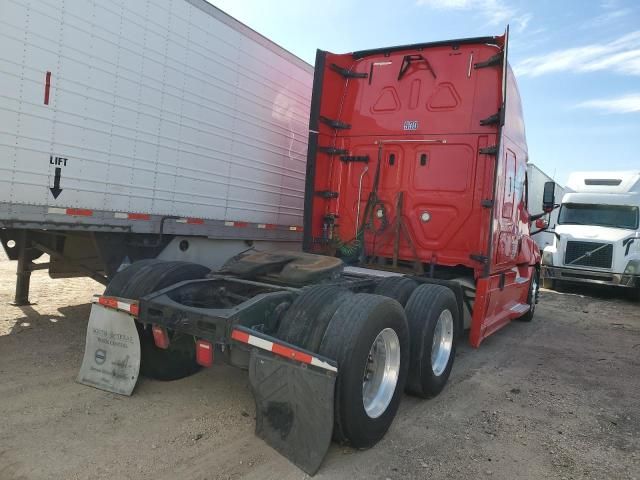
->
(0, 250), (638, 480)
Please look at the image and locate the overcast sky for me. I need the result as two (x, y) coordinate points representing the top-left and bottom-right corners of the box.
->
(209, 0), (639, 186)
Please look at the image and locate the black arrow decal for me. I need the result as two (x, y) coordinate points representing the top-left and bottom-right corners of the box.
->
(50, 167), (63, 199)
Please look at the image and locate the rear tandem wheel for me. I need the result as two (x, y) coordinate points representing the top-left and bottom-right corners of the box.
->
(104, 260), (211, 381)
(276, 288), (410, 448)
(404, 284), (459, 398)
(319, 294), (409, 448)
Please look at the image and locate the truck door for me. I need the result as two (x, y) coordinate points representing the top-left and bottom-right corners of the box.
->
(495, 149), (517, 266)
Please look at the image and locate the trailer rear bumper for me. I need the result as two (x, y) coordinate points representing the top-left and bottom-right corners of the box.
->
(542, 265), (639, 288)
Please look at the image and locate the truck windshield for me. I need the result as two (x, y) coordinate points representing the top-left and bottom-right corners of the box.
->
(558, 203), (639, 229)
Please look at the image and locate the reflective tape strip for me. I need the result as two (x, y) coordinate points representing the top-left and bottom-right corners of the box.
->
(48, 207), (92, 216)
(230, 328), (337, 373)
(176, 218), (204, 224)
(45, 207), (302, 232)
(67, 208), (93, 216)
(224, 221), (249, 227)
(114, 212), (150, 220)
(94, 295), (139, 316)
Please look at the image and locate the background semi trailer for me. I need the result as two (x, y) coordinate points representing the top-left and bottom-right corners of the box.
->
(79, 30), (557, 474)
(0, 0), (313, 304)
(541, 170), (640, 298)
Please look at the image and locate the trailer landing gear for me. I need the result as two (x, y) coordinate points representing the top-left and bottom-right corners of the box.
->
(11, 231), (37, 306)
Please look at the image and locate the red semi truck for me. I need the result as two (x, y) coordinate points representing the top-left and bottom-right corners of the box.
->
(80, 30), (555, 474)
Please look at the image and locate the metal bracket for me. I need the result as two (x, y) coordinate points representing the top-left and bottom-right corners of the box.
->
(481, 199), (494, 208)
(479, 145), (498, 155)
(470, 253), (488, 264)
(480, 110), (501, 126)
(319, 116), (351, 130)
(398, 54), (437, 80)
(317, 146), (348, 156)
(339, 155), (369, 163)
(330, 63), (368, 78)
(315, 190), (339, 199)
(474, 52), (503, 69)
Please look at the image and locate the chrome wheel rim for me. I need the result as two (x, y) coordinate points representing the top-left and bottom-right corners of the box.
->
(431, 309), (454, 376)
(531, 275), (538, 312)
(362, 328), (401, 419)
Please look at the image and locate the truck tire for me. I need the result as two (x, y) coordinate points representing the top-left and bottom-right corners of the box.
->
(373, 277), (418, 307)
(404, 284), (458, 398)
(319, 294), (409, 448)
(104, 260), (210, 381)
(519, 268), (539, 322)
(277, 285), (353, 352)
(103, 259), (161, 296)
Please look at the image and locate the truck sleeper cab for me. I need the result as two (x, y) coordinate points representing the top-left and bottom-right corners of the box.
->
(83, 31), (549, 475)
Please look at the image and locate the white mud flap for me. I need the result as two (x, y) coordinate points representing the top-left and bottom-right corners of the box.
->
(77, 304), (140, 395)
(249, 349), (337, 475)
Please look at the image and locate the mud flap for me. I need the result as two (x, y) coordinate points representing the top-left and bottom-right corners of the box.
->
(77, 304), (140, 395)
(249, 349), (336, 475)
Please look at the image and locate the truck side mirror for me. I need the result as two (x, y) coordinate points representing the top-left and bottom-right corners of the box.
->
(542, 181), (555, 213)
(535, 218), (549, 229)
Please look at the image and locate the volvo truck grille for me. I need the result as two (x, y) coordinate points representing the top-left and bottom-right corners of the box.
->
(564, 241), (613, 269)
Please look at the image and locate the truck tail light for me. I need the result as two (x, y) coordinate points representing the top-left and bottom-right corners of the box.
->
(196, 340), (214, 367)
(151, 325), (170, 349)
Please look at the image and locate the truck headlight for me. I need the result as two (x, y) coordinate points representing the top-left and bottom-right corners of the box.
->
(624, 260), (640, 275)
(542, 250), (554, 266)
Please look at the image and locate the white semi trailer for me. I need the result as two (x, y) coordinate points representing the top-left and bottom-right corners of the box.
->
(0, 0), (313, 304)
(541, 171), (640, 299)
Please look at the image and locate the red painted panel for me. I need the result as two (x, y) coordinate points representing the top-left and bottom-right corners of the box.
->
(307, 33), (540, 346)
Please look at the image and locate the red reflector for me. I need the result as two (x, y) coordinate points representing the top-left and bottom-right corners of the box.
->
(151, 325), (170, 349)
(98, 296), (118, 309)
(130, 303), (139, 316)
(195, 340), (214, 367)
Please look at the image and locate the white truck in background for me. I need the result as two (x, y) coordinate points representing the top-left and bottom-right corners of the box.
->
(527, 163), (565, 251)
(0, 0), (313, 304)
(541, 171), (640, 299)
